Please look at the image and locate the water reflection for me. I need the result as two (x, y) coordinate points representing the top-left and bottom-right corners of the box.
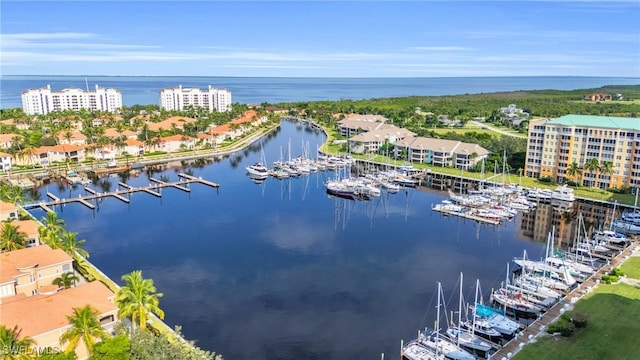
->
(23, 120), (627, 360)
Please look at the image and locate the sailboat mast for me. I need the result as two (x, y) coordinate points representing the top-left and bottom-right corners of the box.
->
(457, 273), (463, 346)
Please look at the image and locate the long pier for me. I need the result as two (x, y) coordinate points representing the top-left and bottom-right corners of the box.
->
(23, 173), (219, 213)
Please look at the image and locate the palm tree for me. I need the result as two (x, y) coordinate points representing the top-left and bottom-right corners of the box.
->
(599, 160), (614, 188)
(52, 272), (80, 289)
(0, 325), (34, 360)
(59, 231), (89, 259)
(583, 158), (600, 187)
(116, 270), (164, 330)
(60, 305), (108, 354)
(39, 212), (66, 248)
(0, 222), (28, 252)
(566, 161), (582, 184)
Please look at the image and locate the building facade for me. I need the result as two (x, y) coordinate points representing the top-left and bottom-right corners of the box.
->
(525, 115), (640, 189)
(159, 85), (232, 112)
(21, 84), (122, 115)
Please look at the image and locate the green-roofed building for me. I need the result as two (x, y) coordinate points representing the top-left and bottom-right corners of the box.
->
(525, 115), (640, 190)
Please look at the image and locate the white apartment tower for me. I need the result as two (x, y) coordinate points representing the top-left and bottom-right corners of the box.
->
(159, 85), (232, 112)
(21, 84), (122, 115)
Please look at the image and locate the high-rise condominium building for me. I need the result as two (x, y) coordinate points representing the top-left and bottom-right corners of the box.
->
(159, 85), (232, 112)
(525, 115), (640, 189)
(21, 84), (122, 115)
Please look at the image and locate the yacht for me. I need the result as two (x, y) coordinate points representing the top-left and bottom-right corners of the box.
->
(551, 185), (576, 202)
(246, 162), (269, 178)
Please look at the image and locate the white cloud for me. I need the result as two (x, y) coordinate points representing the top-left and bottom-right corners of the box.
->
(409, 46), (472, 51)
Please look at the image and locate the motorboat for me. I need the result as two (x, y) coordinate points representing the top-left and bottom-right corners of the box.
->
(246, 162), (269, 178)
(551, 185), (576, 202)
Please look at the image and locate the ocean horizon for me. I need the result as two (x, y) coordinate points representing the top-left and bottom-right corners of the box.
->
(2, 75), (639, 109)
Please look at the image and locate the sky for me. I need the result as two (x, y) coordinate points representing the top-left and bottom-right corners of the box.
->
(1, 0), (639, 77)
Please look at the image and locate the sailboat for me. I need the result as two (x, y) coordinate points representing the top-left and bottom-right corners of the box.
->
(462, 280), (505, 342)
(419, 282), (475, 360)
(445, 274), (492, 357)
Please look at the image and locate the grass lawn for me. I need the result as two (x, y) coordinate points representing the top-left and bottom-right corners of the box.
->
(430, 127), (499, 137)
(514, 283), (640, 360)
(620, 257), (640, 280)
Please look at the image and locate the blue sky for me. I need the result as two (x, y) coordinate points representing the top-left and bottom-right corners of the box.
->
(1, 1), (639, 77)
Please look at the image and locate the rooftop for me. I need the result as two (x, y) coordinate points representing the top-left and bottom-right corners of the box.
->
(546, 115), (640, 131)
(0, 281), (117, 337)
(0, 245), (72, 284)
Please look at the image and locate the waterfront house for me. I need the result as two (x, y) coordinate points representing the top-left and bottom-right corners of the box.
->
(14, 220), (42, 247)
(0, 152), (12, 172)
(209, 124), (234, 142)
(44, 144), (86, 164)
(0, 133), (22, 149)
(0, 245), (73, 298)
(0, 201), (18, 221)
(336, 114), (388, 137)
(123, 139), (145, 156)
(56, 131), (87, 145)
(158, 134), (195, 153)
(0, 281), (118, 359)
(394, 136), (490, 169)
(12, 147), (50, 167)
(197, 133), (216, 148)
(348, 126), (416, 154)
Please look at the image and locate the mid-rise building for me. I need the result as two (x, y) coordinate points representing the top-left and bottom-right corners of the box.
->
(159, 85), (232, 112)
(21, 84), (122, 115)
(525, 115), (640, 189)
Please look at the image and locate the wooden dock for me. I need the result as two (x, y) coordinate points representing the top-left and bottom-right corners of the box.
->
(23, 173), (219, 213)
(490, 240), (639, 359)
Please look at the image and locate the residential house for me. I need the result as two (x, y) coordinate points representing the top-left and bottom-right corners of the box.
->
(56, 131), (87, 145)
(147, 116), (196, 132)
(394, 137), (489, 169)
(44, 144), (86, 164)
(158, 135), (195, 153)
(0, 281), (118, 360)
(123, 139), (144, 156)
(583, 93), (612, 102)
(0, 119), (31, 130)
(348, 126), (416, 154)
(336, 114), (388, 137)
(0, 201), (18, 221)
(0, 152), (12, 172)
(0, 133), (22, 149)
(13, 147), (50, 167)
(14, 220), (42, 248)
(196, 133), (216, 148)
(0, 245), (73, 298)
(104, 128), (138, 140)
(209, 124), (235, 142)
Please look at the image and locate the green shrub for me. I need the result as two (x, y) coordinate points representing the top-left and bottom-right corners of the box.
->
(547, 317), (575, 337)
(538, 176), (553, 183)
(610, 267), (625, 277)
(571, 313), (589, 328)
(601, 274), (619, 284)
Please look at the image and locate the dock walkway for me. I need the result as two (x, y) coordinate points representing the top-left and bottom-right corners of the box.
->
(491, 239), (640, 359)
(23, 173), (219, 213)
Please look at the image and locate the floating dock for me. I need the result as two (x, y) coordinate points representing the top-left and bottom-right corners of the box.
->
(23, 173), (219, 213)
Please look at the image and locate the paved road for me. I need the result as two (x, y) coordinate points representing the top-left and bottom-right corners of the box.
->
(469, 120), (527, 139)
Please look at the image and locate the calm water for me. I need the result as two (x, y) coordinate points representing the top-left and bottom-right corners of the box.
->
(24, 121), (561, 359)
(2, 75), (639, 109)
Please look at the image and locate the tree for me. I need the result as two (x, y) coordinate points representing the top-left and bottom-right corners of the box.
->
(89, 334), (130, 360)
(566, 161), (582, 184)
(583, 158), (600, 187)
(599, 160), (614, 188)
(116, 270), (164, 330)
(59, 231), (89, 259)
(52, 272), (80, 289)
(60, 305), (108, 355)
(0, 222), (28, 252)
(39, 212), (66, 248)
(0, 325), (35, 360)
